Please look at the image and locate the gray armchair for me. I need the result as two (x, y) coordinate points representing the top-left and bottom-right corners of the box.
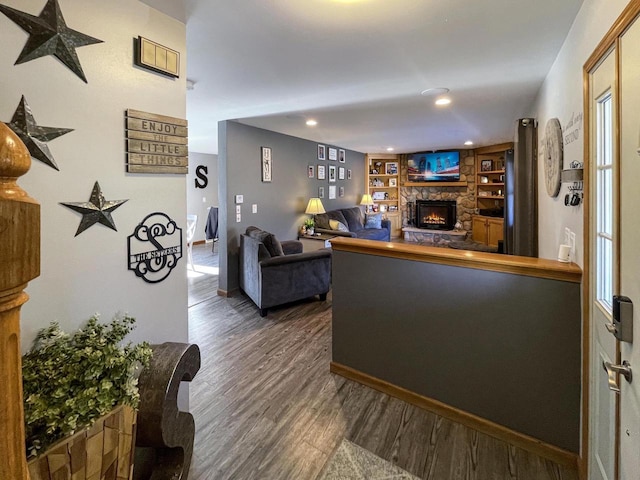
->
(239, 226), (332, 316)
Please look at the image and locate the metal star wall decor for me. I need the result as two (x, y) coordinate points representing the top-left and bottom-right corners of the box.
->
(6, 95), (73, 170)
(0, 0), (103, 83)
(60, 182), (128, 236)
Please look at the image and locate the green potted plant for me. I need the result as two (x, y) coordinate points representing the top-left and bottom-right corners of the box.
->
(304, 218), (315, 235)
(22, 313), (152, 478)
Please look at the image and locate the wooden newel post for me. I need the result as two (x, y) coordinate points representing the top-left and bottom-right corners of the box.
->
(0, 121), (40, 480)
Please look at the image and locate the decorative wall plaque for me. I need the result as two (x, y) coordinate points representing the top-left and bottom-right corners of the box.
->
(125, 109), (188, 174)
(128, 212), (182, 283)
(261, 147), (272, 182)
(0, 0), (103, 83)
(544, 118), (563, 198)
(135, 36), (180, 78)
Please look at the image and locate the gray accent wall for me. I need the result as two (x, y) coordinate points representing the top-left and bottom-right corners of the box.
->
(218, 121), (365, 292)
(332, 250), (581, 453)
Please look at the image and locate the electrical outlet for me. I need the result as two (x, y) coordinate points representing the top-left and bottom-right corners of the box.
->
(252, 204), (257, 213)
(570, 231), (576, 260)
(236, 213), (241, 223)
(236, 205), (241, 214)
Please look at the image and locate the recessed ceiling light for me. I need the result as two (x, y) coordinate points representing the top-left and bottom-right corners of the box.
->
(435, 97), (451, 106)
(386, 147), (394, 152)
(306, 119), (318, 126)
(421, 87), (449, 97)
(464, 140), (473, 146)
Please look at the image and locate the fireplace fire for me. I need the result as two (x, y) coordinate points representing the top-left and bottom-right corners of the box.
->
(423, 212), (447, 225)
(415, 200), (456, 230)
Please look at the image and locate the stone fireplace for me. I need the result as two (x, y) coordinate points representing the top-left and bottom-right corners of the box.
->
(415, 200), (456, 230)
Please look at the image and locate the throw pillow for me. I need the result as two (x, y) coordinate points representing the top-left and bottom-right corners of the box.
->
(329, 219), (349, 232)
(341, 207), (364, 232)
(364, 213), (382, 229)
(314, 213), (331, 230)
(327, 210), (349, 228)
(245, 227), (284, 256)
(264, 233), (285, 257)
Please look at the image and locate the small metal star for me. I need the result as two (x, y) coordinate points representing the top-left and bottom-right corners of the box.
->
(60, 182), (128, 236)
(6, 95), (73, 171)
(0, 0), (103, 83)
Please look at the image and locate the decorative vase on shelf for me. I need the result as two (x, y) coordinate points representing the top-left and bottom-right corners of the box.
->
(307, 227), (314, 236)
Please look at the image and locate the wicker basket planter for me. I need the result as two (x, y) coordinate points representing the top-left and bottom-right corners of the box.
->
(27, 405), (137, 480)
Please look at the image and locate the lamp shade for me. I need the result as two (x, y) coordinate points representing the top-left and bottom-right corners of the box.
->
(360, 194), (374, 206)
(305, 197), (325, 214)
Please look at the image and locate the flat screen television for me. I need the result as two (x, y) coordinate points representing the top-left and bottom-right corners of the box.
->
(407, 151), (460, 182)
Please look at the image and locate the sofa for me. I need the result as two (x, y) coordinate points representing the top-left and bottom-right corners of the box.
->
(314, 206), (391, 241)
(239, 226), (332, 316)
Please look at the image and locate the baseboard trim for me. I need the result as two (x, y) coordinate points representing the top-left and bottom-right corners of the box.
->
(330, 362), (579, 470)
(216, 288), (237, 298)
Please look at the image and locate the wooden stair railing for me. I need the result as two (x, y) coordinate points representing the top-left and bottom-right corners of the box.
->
(0, 121), (40, 480)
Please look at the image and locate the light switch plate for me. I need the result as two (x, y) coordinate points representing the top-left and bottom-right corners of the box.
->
(252, 204), (258, 213)
(235, 194), (244, 204)
(236, 205), (241, 214)
(236, 213), (241, 223)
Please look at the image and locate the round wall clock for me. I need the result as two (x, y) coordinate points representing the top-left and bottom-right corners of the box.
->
(544, 118), (563, 198)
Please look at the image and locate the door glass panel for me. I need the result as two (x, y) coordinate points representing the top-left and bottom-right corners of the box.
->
(596, 92), (613, 312)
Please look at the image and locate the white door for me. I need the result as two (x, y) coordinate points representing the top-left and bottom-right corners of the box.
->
(618, 16), (640, 479)
(588, 49), (617, 480)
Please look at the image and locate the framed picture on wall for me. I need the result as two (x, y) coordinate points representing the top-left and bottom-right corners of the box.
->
(338, 167), (345, 180)
(318, 144), (326, 160)
(329, 185), (336, 199)
(261, 147), (272, 182)
(317, 164), (326, 180)
(347, 169), (352, 180)
(318, 186), (325, 199)
(339, 149), (345, 163)
(328, 147), (338, 161)
(328, 165), (336, 182)
(308, 165), (314, 178)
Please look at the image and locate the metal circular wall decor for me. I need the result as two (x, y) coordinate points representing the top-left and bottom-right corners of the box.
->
(128, 212), (182, 284)
(544, 118), (563, 198)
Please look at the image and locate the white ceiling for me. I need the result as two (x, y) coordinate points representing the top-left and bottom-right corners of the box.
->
(142, 0), (584, 155)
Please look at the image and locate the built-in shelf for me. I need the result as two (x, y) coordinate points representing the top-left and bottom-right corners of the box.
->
(402, 181), (469, 187)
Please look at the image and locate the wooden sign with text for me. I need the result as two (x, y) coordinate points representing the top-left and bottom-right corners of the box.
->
(125, 109), (188, 174)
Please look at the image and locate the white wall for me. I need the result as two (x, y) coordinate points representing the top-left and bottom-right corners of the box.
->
(0, 0), (188, 351)
(532, 0), (630, 265)
(186, 152), (218, 243)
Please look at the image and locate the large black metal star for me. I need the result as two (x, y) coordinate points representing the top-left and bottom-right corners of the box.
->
(0, 0), (103, 83)
(6, 95), (73, 171)
(60, 182), (128, 236)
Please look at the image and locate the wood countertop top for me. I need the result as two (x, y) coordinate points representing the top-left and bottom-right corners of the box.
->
(330, 237), (582, 283)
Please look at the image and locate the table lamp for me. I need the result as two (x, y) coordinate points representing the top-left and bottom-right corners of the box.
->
(360, 194), (374, 213)
(305, 197), (325, 215)
(304, 197), (325, 235)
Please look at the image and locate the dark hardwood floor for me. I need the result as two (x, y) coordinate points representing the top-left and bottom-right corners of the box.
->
(187, 243), (578, 480)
